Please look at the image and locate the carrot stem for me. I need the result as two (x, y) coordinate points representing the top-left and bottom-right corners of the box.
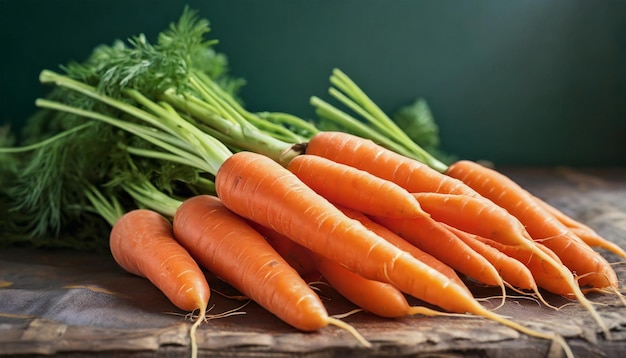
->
(257, 111), (320, 139)
(38, 70), (232, 174)
(0, 123), (94, 154)
(310, 96), (426, 165)
(311, 69), (448, 172)
(83, 185), (125, 227)
(122, 180), (183, 218)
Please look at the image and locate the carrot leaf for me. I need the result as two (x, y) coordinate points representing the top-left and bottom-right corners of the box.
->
(392, 99), (440, 150)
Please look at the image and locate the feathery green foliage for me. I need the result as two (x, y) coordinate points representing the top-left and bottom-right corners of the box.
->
(0, 7), (243, 249)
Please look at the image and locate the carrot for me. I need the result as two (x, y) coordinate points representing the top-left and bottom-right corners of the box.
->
(303, 132), (609, 289)
(287, 154), (426, 218)
(411, 192), (535, 247)
(446, 160), (618, 290)
(250, 220), (319, 279)
(252, 211), (470, 319)
(304, 131), (478, 195)
(302, 132), (616, 288)
(443, 224), (554, 308)
(253, 222), (456, 319)
(253, 213), (471, 319)
(315, 254), (467, 319)
(216, 151), (470, 310)
(172, 194), (370, 346)
(109, 209), (210, 358)
(446, 160), (617, 338)
(409, 192), (585, 293)
(373, 214), (506, 290)
(336, 206), (469, 293)
(213, 151), (572, 356)
(533, 195), (626, 260)
(470, 234), (576, 297)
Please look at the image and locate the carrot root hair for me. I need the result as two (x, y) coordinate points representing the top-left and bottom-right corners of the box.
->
(505, 281), (559, 311)
(405, 306), (472, 318)
(478, 307), (574, 358)
(189, 306), (206, 358)
(325, 317), (372, 348)
(185, 299), (253, 357)
(521, 238), (613, 339)
(573, 272), (626, 308)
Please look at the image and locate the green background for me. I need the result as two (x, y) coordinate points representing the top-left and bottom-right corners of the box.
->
(1, 0), (625, 166)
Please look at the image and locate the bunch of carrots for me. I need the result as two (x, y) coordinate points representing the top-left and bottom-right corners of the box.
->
(2, 8), (625, 358)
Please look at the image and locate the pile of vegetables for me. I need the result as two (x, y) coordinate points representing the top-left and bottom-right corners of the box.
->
(1, 8), (625, 358)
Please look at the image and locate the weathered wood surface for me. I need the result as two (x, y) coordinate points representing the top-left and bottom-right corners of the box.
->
(1, 167), (625, 357)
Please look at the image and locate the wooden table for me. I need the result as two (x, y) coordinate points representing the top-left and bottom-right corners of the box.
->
(1, 167), (625, 357)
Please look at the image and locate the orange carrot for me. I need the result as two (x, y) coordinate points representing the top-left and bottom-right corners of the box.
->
(253, 223), (455, 319)
(214, 151), (572, 356)
(109, 209), (210, 358)
(304, 131), (478, 195)
(471, 234), (575, 297)
(533, 195), (626, 260)
(446, 160), (616, 338)
(302, 132), (616, 289)
(252, 213), (470, 318)
(411, 192), (535, 248)
(443, 223), (554, 308)
(409, 192), (592, 293)
(303, 131), (558, 290)
(172, 194), (369, 346)
(336, 206), (469, 293)
(315, 254), (465, 319)
(373, 214), (505, 290)
(215, 151), (474, 311)
(446, 160), (618, 290)
(250, 220), (319, 279)
(287, 154), (426, 218)
(316, 255), (415, 318)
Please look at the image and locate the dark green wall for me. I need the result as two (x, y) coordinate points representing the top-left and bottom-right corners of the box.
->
(1, 0), (625, 166)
